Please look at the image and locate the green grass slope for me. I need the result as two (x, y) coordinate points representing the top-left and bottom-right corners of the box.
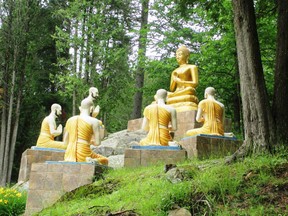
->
(37, 151), (288, 216)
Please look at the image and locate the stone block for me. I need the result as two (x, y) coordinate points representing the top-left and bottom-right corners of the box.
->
(44, 172), (63, 191)
(179, 135), (242, 159)
(31, 163), (48, 172)
(29, 172), (47, 190)
(80, 164), (95, 175)
(124, 157), (141, 167)
(124, 146), (187, 168)
(18, 148), (65, 183)
(124, 149), (141, 158)
(25, 161), (96, 216)
(62, 174), (80, 191)
(127, 118), (143, 131)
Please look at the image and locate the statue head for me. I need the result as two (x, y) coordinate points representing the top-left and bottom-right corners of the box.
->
(89, 87), (99, 100)
(204, 87), (216, 98)
(156, 89), (168, 102)
(51, 103), (62, 117)
(176, 46), (190, 64)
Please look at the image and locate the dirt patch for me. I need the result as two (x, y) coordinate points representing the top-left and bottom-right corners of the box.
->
(271, 162), (288, 178)
(258, 182), (288, 211)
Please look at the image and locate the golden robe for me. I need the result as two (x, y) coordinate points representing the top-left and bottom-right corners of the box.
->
(36, 117), (66, 149)
(186, 99), (224, 136)
(140, 105), (172, 146)
(64, 116), (108, 165)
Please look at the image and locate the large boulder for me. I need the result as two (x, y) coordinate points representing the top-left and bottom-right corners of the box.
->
(92, 130), (146, 157)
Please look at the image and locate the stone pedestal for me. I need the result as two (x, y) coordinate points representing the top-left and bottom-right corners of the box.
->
(179, 135), (242, 159)
(124, 146), (187, 167)
(24, 161), (97, 216)
(127, 118), (143, 132)
(18, 147), (65, 183)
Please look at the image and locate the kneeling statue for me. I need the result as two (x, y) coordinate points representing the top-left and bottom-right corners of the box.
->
(186, 87), (224, 137)
(36, 103), (66, 149)
(140, 89), (177, 146)
(64, 98), (108, 165)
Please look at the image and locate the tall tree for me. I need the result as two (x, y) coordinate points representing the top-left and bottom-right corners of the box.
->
(0, 0), (36, 185)
(273, 0), (288, 145)
(131, 0), (149, 119)
(228, 0), (274, 161)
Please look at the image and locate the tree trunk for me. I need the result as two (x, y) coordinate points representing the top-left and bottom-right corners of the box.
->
(131, 0), (149, 119)
(232, 62), (242, 134)
(228, 0), (274, 162)
(273, 0), (288, 145)
(8, 89), (22, 183)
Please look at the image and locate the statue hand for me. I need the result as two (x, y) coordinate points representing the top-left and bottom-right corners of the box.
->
(174, 77), (182, 83)
(57, 124), (63, 133)
(92, 105), (100, 118)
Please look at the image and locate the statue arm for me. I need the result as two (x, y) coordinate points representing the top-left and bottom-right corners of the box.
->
(183, 65), (198, 88)
(92, 120), (101, 146)
(170, 71), (178, 92)
(141, 117), (149, 131)
(63, 129), (69, 147)
(195, 106), (204, 123)
(170, 109), (177, 131)
(48, 117), (62, 137)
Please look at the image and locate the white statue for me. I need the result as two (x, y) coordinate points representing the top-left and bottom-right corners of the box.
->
(36, 103), (66, 149)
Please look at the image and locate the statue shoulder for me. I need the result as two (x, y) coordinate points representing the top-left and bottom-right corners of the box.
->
(187, 64), (198, 70)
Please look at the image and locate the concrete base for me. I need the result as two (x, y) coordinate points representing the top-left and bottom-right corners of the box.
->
(179, 135), (242, 159)
(18, 147), (65, 183)
(24, 161), (97, 216)
(124, 146), (187, 167)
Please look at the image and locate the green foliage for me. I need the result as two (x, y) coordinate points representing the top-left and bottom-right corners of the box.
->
(0, 187), (26, 216)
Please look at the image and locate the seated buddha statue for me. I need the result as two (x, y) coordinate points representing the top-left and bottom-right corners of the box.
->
(64, 98), (108, 165)
(140, 89), (177, 146)
(167, 45), (199, 112)
(186, 87), (224, 137)
(36, 104), (67, 149)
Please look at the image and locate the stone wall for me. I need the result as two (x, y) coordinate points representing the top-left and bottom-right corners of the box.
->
(18, 148), (65, 183)
(24, 161), (96, 216)
(180, 135), (242, 159)
(124, 146), (187, 167)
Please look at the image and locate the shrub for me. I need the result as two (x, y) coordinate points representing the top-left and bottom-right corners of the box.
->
(0, 187), (26, 216)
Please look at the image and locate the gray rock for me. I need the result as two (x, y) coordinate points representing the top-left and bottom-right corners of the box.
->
(93, 130), (146, 157)
(108, 155), (124, 169)
(168, 208), (191, 216)
(165, 168), (186, 183)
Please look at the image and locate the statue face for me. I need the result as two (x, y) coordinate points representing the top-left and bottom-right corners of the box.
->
(90, 88), (99, 99)
(176, 51), (187, 64)
(55, 106), (62, 117)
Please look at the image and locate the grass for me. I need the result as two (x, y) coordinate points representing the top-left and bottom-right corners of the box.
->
(37, 151), (288, 216)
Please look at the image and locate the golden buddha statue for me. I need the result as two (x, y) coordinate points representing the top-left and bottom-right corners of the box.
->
(186, 87), (224, 137)
(167, 45), (199, 112)
(140, 89), (177, 146)
(36, 104), (67, 149)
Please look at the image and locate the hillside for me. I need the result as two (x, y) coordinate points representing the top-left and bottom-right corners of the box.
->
(36, 151), (288, 216)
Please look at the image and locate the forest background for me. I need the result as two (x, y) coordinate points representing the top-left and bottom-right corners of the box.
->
(0, 0), (287, 186)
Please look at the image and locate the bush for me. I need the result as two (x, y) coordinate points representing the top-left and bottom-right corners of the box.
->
(0, 187), (26, 216)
